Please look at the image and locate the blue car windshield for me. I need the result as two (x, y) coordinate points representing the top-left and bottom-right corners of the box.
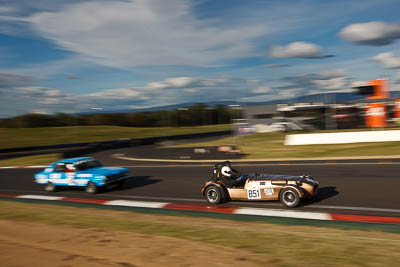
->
(76, 160), (102, 170)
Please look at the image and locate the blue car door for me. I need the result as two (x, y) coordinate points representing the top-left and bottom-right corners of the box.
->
(51, 162), (77, 186)
(74, 170), (92, 186)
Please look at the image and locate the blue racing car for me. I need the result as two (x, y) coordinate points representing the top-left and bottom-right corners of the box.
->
(34, 157), (129, 194)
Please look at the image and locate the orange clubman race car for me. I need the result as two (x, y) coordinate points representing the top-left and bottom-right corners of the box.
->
(201, 161), (318, 208)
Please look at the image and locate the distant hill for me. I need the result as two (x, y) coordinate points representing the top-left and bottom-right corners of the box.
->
(77, 101), (239, 114)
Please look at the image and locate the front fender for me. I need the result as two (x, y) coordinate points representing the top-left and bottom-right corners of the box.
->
(91, 176), (106, 186)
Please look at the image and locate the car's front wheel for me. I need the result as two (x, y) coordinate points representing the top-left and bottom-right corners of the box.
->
(279, 187), (300, 208)
(44, 182), (57, 192)
(85, 181), (99, 194)
(205, 185), (222, 204)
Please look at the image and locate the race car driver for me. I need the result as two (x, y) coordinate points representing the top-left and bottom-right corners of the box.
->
(220, 165), (247, 187)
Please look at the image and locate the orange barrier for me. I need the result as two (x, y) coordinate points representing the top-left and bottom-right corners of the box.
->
(367, 79), (389, 99)
(395, 99), (400, 119)
(365, 103), (386, 127)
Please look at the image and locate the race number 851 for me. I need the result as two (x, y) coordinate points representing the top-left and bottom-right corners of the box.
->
(247, 189), (261, 199)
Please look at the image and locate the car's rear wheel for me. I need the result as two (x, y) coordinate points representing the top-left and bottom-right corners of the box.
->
(85, 181), (99, 194)
(44, 182), (56, 192)
(205, 185), (222, 204)
(279, 187), (300, 208)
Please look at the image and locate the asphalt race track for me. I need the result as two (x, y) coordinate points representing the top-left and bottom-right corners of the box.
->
(1, 150), (399, 218)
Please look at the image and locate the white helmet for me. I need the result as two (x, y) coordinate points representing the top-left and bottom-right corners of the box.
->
(221, 166), (232, 177)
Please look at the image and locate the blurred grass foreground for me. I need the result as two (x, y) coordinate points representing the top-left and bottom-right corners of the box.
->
(0, 201), (399, 266)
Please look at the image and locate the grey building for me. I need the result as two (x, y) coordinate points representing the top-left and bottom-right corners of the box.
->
(242, 104), (279, 125)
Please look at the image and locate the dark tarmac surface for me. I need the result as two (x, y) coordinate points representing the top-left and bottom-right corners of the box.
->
(1, 146), (400, 217)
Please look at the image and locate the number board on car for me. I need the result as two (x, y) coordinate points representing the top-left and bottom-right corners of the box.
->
(247, 189), (261, 199)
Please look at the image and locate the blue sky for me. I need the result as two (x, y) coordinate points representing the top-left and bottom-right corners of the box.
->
(1, 0), (400, 117)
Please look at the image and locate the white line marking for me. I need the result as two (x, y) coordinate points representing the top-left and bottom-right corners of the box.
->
(104, 200), (167, 209)
(101, 195), (400, 213)
(104, 194), (206, 202)
(231, 201), (400, 213)
(16, 195), (64, 201)
(306, 205), (400, 213)
(3, 190), (400, 214)
(0, 189), (51, 194)
(236, 207), (331, 220)
(27, 166), (48, 168)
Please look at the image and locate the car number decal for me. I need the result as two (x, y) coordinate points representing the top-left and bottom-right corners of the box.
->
(247, 189), (261, 199)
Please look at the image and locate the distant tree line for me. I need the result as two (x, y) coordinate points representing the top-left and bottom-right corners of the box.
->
(0, 104), (242, 128)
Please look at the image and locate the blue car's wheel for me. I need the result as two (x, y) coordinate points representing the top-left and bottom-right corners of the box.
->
(85, 182), (99, 194)
(44, 182), (57, 192)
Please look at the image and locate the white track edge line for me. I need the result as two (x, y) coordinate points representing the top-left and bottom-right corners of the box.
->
(235, 207), (331, 220)
(16, 195), (64, 201)
(103, 200), (168, 209)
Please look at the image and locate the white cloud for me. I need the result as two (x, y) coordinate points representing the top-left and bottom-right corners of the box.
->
(144, 76), (231, 91)
(18, 86), (61, 97)
(313, 77), (348, 91)
(394, 72), (400, 84)
(87, 88), (141, 100)
(2, 74), (270, 115)
(0, 6), (17, 14)
(339, 21), (400, 46)
(79, 75), (272, 108)
(1, 56), (94, 77)
(146, 77), (196, 90)
(267, 42), (324, 59)
(320, 68), (347, 79)
(351, 81), (368, 87)
(251, 86), (271, 94)
(313, 69), (349, 91)
(277, 68), (351, 96)
(24, 0), (268, 68)
(371, 52), (400, 69)
(0, 72), (34, 88)
(17, 86), (75, 105)
(163, 77), (194, 88)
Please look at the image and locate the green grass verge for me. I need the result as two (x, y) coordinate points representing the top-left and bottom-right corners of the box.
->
(0, 153), (61, 167)
(166, 130), (400, 159)
(0, 125), (231, 150)
(0, 200), (399, 266)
